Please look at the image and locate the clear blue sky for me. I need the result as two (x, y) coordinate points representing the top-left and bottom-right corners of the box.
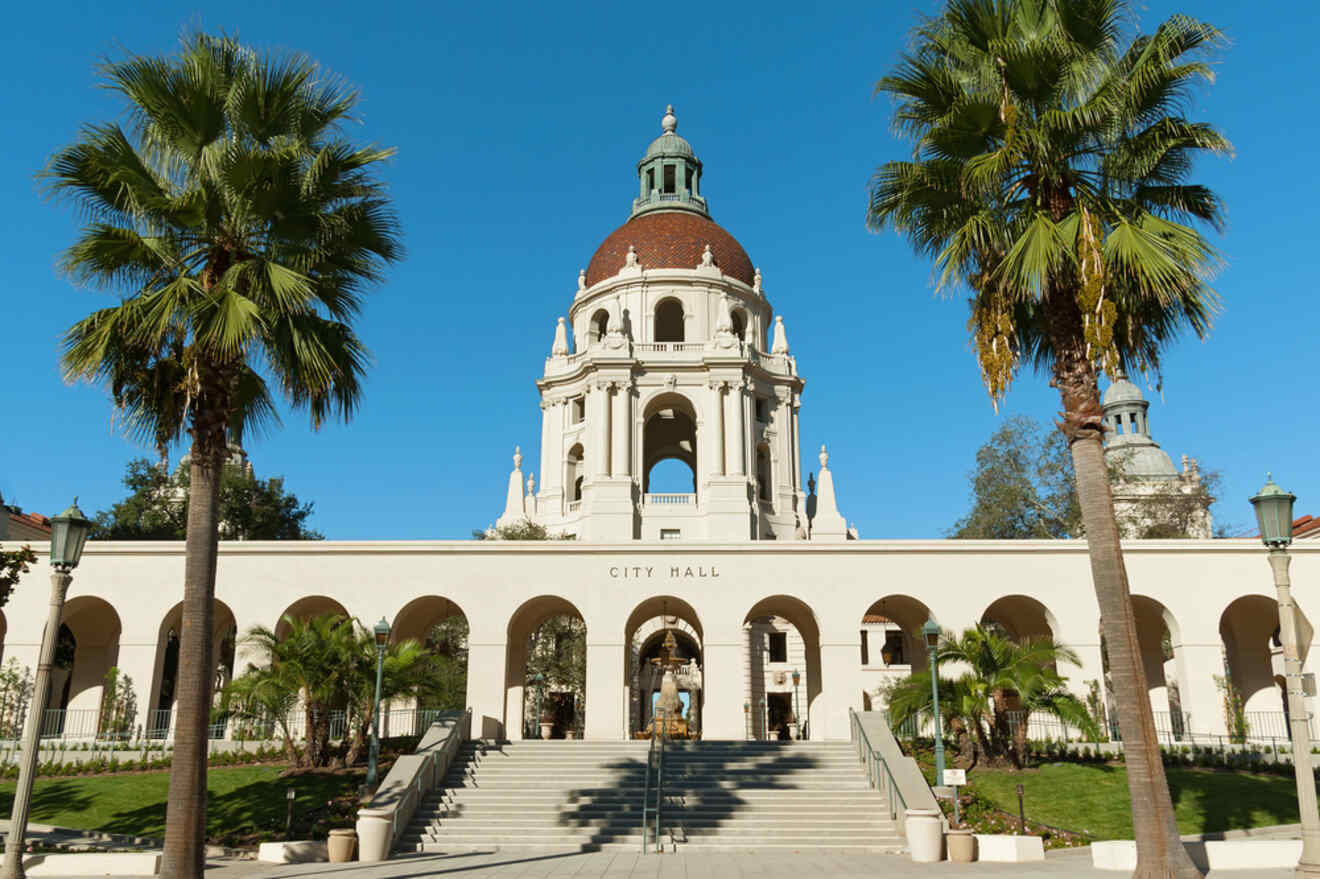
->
(3, 0), (1317, 539)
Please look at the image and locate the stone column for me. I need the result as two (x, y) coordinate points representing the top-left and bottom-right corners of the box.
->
(538, 399), (554, 494)
(708, 381), (725, 477)
(700, 641), (746, 740)
(466, 640), (509, 740)
(592, 380), (610, 478)
(724, 379), (745, 476)
(611, 382), (631, 477)
(585, 642), (626, 740)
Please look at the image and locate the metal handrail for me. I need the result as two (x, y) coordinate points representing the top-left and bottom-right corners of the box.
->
(640, 721), (658, 852)
(655, 707), (667, 852)
(850, 709), (906, 821)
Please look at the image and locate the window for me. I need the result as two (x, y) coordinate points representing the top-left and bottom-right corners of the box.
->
(660, 529), (681, 540)
(663, 164), (676, 194)
(589, 310), (609, 344)
(768, 632), (788, 663)
(882, 631), (905, 665)
(684, 167), (693, 192)
(654, 299), (684, 342)
(731, 309), (747, 341)
(1113, 417), (1123, 435)
(860, 630), (869, 666)
(571, 397), (585, 424)
(647, 168), (655, 193)
(755, 397), (769, 423)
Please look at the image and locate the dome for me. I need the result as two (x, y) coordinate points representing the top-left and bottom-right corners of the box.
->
(1102, 376), (1145, 407)
(1111, 445), (1179, 479)
(643, 131), (695, 161)
(585, 211), (755, 287)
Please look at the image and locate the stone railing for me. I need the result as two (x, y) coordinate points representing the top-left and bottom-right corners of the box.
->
(644, 493), (695, 506)
(356, 709), (470, 862)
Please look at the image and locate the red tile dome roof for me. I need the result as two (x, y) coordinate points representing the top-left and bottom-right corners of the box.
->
(585, 211), (754, 287)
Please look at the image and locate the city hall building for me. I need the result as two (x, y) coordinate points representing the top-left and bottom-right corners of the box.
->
(2, 108), (1316, 747)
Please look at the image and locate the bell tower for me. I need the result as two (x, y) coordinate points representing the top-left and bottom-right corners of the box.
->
(495, 107), (852, 541)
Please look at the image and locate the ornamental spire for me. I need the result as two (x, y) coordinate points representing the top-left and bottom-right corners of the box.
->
(632, 104), (708, 219)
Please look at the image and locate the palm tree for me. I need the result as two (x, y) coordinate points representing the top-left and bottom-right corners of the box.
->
(868, 2), (1226, 875)
(44, 34), (400, 878)
(884, 625), (1095, 767)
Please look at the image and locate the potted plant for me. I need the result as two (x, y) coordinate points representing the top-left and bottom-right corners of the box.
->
(787, 717), (799, 740)
(539, 713), (554, 740)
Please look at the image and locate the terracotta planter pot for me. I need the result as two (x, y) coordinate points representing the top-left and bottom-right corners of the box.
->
(328, 828), (357, 863)
(947, 829), (975, 863)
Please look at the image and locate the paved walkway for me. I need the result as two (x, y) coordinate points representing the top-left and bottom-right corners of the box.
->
(177, 849), (1291, 879)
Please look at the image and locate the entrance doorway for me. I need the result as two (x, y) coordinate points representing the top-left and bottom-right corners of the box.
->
(768, 693), (792, 740)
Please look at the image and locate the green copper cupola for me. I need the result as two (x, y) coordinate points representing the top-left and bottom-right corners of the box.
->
(632, 105), (709, 219)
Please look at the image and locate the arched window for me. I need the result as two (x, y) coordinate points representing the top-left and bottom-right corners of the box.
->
(566, 444), (585, 502)
(731, 308), (747, 342)
(588, 309), (609, 345)
(643, 394), (698, 496)
(654, 299), (684, 343)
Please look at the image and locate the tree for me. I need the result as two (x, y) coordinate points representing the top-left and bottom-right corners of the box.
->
(0, 545), (37, 609)
(869, 4), (1227, 873)
(224, 613), (433, 769)
(882, 625), (1096, 768)
(951, 416), (1080, 538)
(416, 615), (469, 712)
(474, 519), (576, 540)
(46, 35), (400, 878)
(952, 416), (1218, 539)
(525, 616), (586, 734)
(94, 458), (322, 540)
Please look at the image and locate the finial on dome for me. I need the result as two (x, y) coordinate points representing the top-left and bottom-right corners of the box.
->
(662, 104), (677, 134)
(700, 244), (714, 267)
(513, 446), (522, 470)
(819, 444), (829, 469)
(577, 269), (586, 291)
(753, 267), (763, 294)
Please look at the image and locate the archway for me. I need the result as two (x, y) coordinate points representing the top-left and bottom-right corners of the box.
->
(1131, 595), (1188, 740)
(148, 599), (238, 739)
(744, 595), (820, 740)
(391, 596), (469, 717)
(57, 596), (122, 734)
(730, 307), (747, 342)
(506, 596), (586, 739)
(1220, 595), (1285, 724)
(654, 298), (684, 343)
(755, 443), (772, 502)
(643, 393), (698, 497)
(589, 308), (609, 345)
(624, 596), (703, 737)
(274, 595), (350, 640)
(566, 443), (585, 504)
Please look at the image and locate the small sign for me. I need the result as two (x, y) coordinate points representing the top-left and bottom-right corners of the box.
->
(943, 768), (966, 786)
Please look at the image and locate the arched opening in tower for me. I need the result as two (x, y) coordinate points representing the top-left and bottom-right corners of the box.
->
(731, 308), (747, 342)
(756, 443), (772, 501)
(654, 299), (685, 343)
(589, 309), (609, 345)
(643, 395), (697, 495)
(566, 443), (584, 502)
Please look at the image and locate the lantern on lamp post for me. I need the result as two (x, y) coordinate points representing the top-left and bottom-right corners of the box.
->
(3, 500), (91, 879)
(365, 617), (390, 792)
(1250, 475), (1320, 876)
(923, 619), (946, 787)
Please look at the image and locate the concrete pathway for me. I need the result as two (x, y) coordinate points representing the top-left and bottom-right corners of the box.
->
(176, 849), (1290, 879)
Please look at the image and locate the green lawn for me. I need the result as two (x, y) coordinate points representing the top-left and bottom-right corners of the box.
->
(0, 766), (364, 845)
(969, 763), (1301, 839)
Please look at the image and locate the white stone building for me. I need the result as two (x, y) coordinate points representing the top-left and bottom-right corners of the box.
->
(0, 107), (1313, 748)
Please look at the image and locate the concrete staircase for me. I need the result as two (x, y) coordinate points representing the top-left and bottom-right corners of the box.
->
(400, 739), (905, 854)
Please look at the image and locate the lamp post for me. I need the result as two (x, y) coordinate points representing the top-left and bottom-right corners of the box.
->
(534, 672), (545, 738)
(791, 668), (802, 740)
(2, 500), (91, 879)
(923, 619), (945, 787)
(743, 701), (750, 740)
(365, 617), (390, 792)
(1250, 475), (1320, 877)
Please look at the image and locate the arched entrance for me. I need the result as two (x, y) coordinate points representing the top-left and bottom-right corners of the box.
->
(981, 595), (1058, 643)
(860, 595), (933, 725)
(55, 596), (122, 737)
(624, 596), (703, 737)
(147, 599), (238, 739)
(1220, 595), (1288, 735)
(743, 595), (820, 740)
(1131, 595), (1188, 740)
(391, 596), (469, 715)
(506, 596), (586, 739)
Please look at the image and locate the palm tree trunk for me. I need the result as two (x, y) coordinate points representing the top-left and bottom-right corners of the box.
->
(1013, 710), (1029, 768)
(159, 442), (222, 879)
(1055, 345), (1202, 878)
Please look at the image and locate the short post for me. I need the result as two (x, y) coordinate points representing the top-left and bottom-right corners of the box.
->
(534, 672), (545, 738)
(743, 701), (750, 740)
(1016, 783), (1025, 835)
(285, 787), (296, 840)
(792, 668), (802, 740)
